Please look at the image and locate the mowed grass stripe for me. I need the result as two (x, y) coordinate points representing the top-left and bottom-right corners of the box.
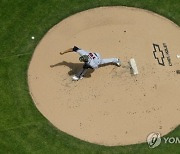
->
(0, 55), (44, 130)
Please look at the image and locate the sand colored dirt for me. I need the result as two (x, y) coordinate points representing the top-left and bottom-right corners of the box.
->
(28, 7), (180, 146)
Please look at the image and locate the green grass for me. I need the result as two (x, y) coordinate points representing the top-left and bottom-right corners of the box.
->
(0, 0), (180, 153)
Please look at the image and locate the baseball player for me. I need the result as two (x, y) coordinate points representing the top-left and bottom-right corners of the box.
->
(60, 46), (121, 81)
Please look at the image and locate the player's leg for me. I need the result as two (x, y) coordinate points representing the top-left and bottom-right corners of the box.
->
(100, 58), (121, 66)
(76, 68), (88, 78)
(72, 68), (88, 81)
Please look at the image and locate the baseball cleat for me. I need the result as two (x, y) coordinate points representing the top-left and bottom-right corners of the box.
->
(72, 75), (83, 81)
(116, 59), (121, 67)
(72, 75), (79, 81)
(79, 76), (83, 80)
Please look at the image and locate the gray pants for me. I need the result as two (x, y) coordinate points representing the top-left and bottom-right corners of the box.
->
(76, 68), (88, 78)
(76, 58), (119, 78)
(100, 58), (119, 65)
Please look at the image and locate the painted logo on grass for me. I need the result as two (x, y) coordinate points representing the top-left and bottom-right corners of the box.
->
(147, 132), (161, 148)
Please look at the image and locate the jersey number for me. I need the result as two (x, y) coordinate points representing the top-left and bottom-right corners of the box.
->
(88, 53), (95, 59)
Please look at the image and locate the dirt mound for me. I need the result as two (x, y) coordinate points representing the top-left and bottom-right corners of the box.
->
(28, 7), (180, 146)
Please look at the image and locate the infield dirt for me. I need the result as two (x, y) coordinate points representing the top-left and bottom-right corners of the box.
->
(28, 7), (180, 146)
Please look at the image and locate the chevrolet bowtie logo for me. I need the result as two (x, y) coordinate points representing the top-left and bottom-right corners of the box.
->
(153, 44), (165, 66)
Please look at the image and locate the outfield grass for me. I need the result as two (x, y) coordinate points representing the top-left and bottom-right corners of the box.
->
(0, 0), (180, 153)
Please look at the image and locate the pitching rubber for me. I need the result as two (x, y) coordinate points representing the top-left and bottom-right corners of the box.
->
(130, 58), (138, 75)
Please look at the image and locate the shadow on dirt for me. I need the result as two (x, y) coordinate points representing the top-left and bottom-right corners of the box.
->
(50, 61), (94, 78)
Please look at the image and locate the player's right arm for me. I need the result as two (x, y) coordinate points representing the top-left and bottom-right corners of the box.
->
(60, 48), (73, 55)
(60, 46), (80, 55)
(60, 46), (89, 56)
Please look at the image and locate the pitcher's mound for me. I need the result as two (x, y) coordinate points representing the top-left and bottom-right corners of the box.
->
(28, 7), (180, 146)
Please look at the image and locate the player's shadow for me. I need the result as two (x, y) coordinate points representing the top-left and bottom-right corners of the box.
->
(50, 61), (94, 78)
